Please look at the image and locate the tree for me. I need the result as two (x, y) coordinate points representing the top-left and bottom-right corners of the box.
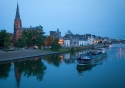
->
(35, 35), (45, 49)
(51, 39), (61, 51)
(44, 36), (54, 46)
(71, 47), (75, 54)
(0, 30), (10, 50)
(22, 30), (34, 47)
(8, 33), (14, 45)
(21, 25), (45, 49)
(16, 37), (26, 50)
(34, 25), (45, 49)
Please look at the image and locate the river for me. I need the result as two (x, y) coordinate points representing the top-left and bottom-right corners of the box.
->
(0, 44), (125, 88)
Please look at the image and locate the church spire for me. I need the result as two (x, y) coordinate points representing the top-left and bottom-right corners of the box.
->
(15, 3), (20, 20)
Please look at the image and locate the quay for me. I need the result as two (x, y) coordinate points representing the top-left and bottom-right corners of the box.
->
(0, 44), (110, 63)
(0, 49), (59, 63)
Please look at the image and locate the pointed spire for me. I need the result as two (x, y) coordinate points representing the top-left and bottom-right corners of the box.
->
(15, 3), (20, 20)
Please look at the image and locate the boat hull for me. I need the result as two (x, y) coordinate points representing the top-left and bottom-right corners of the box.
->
(77, 52), (107, 64)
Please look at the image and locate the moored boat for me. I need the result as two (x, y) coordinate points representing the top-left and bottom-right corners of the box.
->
(77, 48), (107, 64)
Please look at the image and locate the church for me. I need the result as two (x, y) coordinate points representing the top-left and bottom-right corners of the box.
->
(14, 3), (36, 41)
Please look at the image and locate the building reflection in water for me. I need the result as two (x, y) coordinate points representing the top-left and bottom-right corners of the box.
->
(14, 58), (47, 88)
(62, 53), (77, 64)
(116, 48), (125, 59)
(60, 50), (91, 64)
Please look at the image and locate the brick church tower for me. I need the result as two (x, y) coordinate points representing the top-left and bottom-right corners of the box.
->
(14, 3), (22, 41)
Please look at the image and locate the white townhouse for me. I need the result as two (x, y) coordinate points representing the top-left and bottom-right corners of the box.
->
(63, 36), (70, 47)
(79, 39), (88, 46)
(87, 36), (94, 45)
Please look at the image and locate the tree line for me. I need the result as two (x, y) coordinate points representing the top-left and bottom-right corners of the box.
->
(0, 25), (61, 51)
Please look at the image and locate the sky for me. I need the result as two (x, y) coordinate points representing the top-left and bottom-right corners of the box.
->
(0, 0), (125, 39)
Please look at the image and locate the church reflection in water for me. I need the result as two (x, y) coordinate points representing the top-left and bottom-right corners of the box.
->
(14, 58), (47, 88)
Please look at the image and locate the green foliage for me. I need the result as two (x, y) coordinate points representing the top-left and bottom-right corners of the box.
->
(21, 25), (45, 49)
(0, 30), (10, 49)
(35, 35), (45, 49)
(16, 37), (26, 50)
(51, 39), (61, 51)
(35, 25), (45, 49)
(44, 36), (54, 46)
(22, 30), (34, 47)
(70, 47), (75, 54)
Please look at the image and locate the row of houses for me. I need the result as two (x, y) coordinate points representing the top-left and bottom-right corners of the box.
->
(50, 29), (110, 47)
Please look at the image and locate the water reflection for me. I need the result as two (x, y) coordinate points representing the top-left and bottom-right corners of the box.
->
(76, 64), (97, 76)
(14, 58), (47, 88)
(63, 53), (76, 64)
(116, 48), (125, 59)
(0, 63), (11, 80)
(0, 45), (125, 88)
(60, 50), (90, 64)
(76, 56), (106, 76)
(43, 54), (63, 67)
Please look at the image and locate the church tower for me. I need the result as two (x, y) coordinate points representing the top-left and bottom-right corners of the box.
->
(14, 3), (22, 41)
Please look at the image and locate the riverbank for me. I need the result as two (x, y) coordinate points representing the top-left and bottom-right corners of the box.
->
(58, 43), (110, 53)
(0, 49), (58, 63)
(0, 43), (110, 63)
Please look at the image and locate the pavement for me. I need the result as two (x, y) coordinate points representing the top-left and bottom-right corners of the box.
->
(0, 49), (59, 62)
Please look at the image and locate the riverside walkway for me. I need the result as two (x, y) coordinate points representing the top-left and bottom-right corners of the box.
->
(0, 49), (59, 62)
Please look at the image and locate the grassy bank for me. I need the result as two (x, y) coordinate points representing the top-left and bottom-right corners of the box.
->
(43, 44), (110, 53)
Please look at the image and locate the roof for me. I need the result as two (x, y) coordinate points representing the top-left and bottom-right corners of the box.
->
(21, 27), (36, 30)
(15, 3), (21, 20)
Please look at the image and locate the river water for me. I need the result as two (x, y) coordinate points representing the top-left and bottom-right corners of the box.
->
(0, 44), (125, 88)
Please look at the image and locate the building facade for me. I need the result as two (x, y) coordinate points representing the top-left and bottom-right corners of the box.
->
(14, 3), (36, 42)
(14, 3), (22, 41)
(50, 29), (61, 39)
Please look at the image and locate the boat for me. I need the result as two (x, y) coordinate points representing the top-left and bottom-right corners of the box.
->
(77, 48), (107, 64)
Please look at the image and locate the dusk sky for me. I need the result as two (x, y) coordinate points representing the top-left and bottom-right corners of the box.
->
(0, 0), (125, 39)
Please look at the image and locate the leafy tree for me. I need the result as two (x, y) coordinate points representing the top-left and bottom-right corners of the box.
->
(71, 47), (75, 54)
(8, 33), (14, 45)
(22, 30), (34, 47)
(35, 25), (45, 49)
(44, 36), (54, 46)
(35, 35), (45, 49)
(0, 30), (10, 50)
(16, 37), (26, 50)
(21, 25), (45, 49)
(51, 39), (61, 51)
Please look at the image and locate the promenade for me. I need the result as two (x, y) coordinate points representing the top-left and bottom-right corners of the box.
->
(0, 49), (58, 62)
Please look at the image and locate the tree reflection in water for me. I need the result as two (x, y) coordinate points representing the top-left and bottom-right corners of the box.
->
(0, 63), (11, 80)
(43, 54), (62, 67)
(14, 58), (47, 82)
